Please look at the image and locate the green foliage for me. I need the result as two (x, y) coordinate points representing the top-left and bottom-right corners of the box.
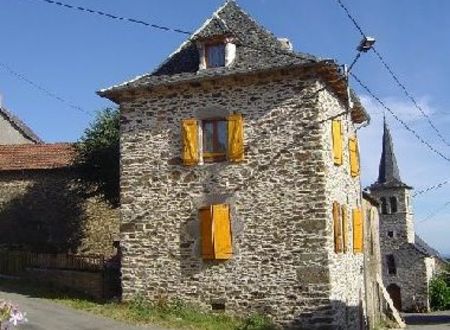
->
(75, 108), (120, 206)
(238, 314), (276, 330)
(430, 274), (450, 311)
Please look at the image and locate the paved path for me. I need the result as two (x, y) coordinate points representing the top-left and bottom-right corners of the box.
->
(404, 310), (450, 329)
(0, 291), (166, 330)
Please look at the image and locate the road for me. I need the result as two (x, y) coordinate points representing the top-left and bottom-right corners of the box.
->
(404, 310), (450, 329)
(0, 290), (166, 330)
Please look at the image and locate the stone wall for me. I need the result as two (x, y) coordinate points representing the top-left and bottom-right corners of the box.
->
(118, 68), (365, 328)
(0, 169), (119, 256)
(319, 86), (365, 329)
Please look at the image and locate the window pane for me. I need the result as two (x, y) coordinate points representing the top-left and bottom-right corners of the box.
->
(216, 121), (227, 152)
(207, 44), (225, 68)
(203, 122), (214, 153)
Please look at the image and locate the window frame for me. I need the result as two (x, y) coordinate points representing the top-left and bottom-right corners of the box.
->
(202, 118), (228, 162)
(205, 42), (226, 69)
(386, 254), (397, 275)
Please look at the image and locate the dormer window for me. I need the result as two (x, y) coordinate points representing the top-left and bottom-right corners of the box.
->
(206, 43), (226, 68)
(197, 37), (236, 70)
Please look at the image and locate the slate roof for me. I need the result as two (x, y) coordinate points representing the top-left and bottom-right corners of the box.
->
(369, 120), (411, 190)
(0, 106), (42, 144)
(97, 1), (369, 124)
(413, 235), (446, 262)
(0, 144), (75, 171)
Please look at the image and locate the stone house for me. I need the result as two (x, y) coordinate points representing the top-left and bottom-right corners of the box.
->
(100, 1), (371, 328)
(0, 105), (42, 144)
(367, 120), (447, 312)
(0, 143), (119, 255)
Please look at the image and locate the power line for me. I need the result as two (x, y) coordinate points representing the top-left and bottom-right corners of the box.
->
(27, 0), (192, 35)
(335, 0), (450, 147)
(413, 180), (449, 198)
(350, 72), (450, 163)
(419, 201), (450, 224)
(0, 61), (92, 117)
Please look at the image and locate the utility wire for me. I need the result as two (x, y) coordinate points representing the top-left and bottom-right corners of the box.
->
(335, 0), (450, 147)
(350, 72), (450, 163)
(413, 180), (449, 198)
(27, 0), (192, 35)
(419, 201), (450, 224)
(0, 61), (92, 117)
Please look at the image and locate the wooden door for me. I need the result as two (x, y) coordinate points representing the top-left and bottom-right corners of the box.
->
(387, 283), (402, 311)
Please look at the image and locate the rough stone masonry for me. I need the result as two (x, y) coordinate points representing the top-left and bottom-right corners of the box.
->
(99, 1), (370, 328)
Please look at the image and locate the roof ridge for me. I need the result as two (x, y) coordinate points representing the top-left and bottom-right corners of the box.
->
(0, 106), (43, 144)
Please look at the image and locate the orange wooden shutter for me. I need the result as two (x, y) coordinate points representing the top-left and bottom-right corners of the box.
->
(182, 119), (199, 165)
(212, 204), (232, 260)
(333, 202), (343, 253)
(349, 136), (360, 177)
(227, 114), (244, 162)
(353, 208), (364, 253)
(200, 207), (214, 259)
(332, 120), (343, 165)
(341, 205), (348, 253)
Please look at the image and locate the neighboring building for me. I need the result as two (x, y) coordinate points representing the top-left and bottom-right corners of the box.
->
(99, 1), (372, 328)
(0, 105), (42, 144)
(362, 192), (404, 329)
(0, 144), (119, 255)
(367, 120), (447, 312)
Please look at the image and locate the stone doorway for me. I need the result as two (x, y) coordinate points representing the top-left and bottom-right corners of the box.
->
(387, 283), (402, 311)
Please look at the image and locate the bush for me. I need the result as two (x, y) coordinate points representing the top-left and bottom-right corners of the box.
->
(430, 274), (450, 311)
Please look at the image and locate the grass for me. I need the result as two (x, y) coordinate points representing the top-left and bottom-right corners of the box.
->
(0, 278), (275, 330)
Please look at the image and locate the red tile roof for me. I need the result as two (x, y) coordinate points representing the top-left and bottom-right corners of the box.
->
(0, 143), (76, 171)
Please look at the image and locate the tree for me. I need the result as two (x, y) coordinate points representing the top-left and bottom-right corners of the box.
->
(74, 108), (120, 206)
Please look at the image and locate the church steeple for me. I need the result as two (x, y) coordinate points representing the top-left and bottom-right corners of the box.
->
(370, 119), (411, 190)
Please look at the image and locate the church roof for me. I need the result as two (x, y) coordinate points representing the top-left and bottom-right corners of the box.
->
(413, 235), (446, 262)
(0, 106), (43, 144)
(97, 1), (369, 123)
(369, 120), (412, 190)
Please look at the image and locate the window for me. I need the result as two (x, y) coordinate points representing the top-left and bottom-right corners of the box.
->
(332, 120), (343, 166)
(380, 197), (388, 215)
(199, 204), (232, 260)
(203, 119), (227, 161)
(206, 43), (226, 68)
(353, 208), (364, 253)
(386, 254), (397, 275)
(387, 231), (394, 238)
(181, 114), (244, 165)
(390, 197), (398, 213)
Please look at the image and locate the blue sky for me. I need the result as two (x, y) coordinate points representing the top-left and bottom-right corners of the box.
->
(1, 0), (449, 254)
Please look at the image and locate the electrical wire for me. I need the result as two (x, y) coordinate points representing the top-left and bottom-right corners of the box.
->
(350, 72), (450, 163)
(0, 61), (92, 117)
(335, 0), (450, 147)
(413, 180), (449, 198)
(419, 201), (450, 224)
(27, 0), (192, 35)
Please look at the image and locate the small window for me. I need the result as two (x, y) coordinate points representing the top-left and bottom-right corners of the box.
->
(390, 197), (398, 213)
(206, 43), (226, 68)
(380, 197), (388, 215)
(386, 254), (397, 275)
(203, 119), (227, 161)
(387, 231), (394, 238)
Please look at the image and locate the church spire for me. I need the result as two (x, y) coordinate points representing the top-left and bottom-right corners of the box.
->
(370, 119), (411, 189)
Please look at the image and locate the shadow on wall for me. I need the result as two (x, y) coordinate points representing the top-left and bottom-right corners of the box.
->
(0, 175), (84, 253)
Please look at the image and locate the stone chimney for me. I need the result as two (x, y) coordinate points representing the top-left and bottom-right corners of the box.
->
(278, 38), (293, 51)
